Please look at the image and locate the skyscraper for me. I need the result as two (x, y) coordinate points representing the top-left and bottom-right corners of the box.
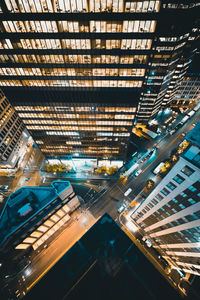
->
(170, 52), (200, 110)
(131, 123), (200, 277)
(0, 0), (199, 158)
(0, 89), (24, 168)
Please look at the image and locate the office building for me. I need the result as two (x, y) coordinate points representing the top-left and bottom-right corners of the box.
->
(0, 181), (80, 266)
(0, 89), (24, 168)
(131, 123), (200, 276)
(170, 52), (200, 109)
(0, 0), (199, 158)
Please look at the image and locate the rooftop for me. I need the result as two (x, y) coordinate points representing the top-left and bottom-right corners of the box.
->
(185, 122), (200, 147)
(0, 181), (70, 247)
(24, 213), (182, 300)
(51, 181), (70, 194)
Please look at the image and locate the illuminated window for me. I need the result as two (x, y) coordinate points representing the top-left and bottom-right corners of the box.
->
(62, 204), (70, 213)
(56, 209), (65, 217)
(15, 243), (30, 250)
(125, 1), (160, 12)
(30, 231), (43, 238)
(90, 21), (122, 32)
(44, 220), (54, 227)
(23, 237), (36, 244)
(50, 214), (60, 222)
(123, 21), (156, 33)
(37, 225), (48, 233)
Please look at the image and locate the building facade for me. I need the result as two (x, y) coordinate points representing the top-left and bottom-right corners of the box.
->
(0, 181), (80, 267)
(14, 104), (137, 159)
(0, 89), (24, 168)
(170, 52), (200, 109)
(131, 124), (200, 276)
(0, 0), (199, 158)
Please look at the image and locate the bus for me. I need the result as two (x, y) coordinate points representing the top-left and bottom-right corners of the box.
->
(187, 110), (195, 117)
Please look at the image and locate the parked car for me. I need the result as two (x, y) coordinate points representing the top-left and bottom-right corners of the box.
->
(117, 203), (127, 213)
(169, 129), (175, 135)
(0, 185), (9, 191)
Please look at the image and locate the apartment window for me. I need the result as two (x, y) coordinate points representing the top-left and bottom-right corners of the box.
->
(181, 165), (195, 177)
(173, 174), (185, 184)
(156, 193), (163, 201)
(188, 198), (196, 205)
(188, 185), (197, 192)
(180, 191), (189, 199)
(172, 198), (178, 203)
(179, 204), (186, 209)
(166, 182), (176, 191)
(191, 214), (198, 220)
(151, 199), (158, 205)
(160, 188), (170, 196)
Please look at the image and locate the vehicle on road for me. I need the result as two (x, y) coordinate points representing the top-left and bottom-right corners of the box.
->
(169, 129), (175, 135)
(124, 188), (132, 197)
(0, 185), (9, 191)
(187, 110), (195, 118)
(174, 123), (182, 130)
(142, 237), (152, 247)
(117, 203), (127, 213)
(135, 169), (142, 177)
(181, 115), (189, 124)
(153, 162), (165, 175)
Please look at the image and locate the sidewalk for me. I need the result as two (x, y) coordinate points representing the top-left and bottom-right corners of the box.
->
(41, 170), (119, 180)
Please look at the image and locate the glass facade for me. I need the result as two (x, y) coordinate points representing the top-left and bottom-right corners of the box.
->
(14, 104), (136, 158)
(0, 0), (198, 158)
(0, 89), (24, 164)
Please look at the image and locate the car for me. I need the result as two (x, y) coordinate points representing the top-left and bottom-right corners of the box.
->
(135, 169), (142, 177)
(117, 203), (126, 213)
(169, 129), (175, 135)
(124, 188), (132, 197)
(174, 123), (182, 130)
(0, 185), (9, 191)
(142, 237), (152, 247)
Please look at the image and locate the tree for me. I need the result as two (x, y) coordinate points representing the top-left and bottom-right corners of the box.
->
(66, 165), (72, 172)
(44, 163), (72, 173)
(146, 179), (155, 190)
(44, 163), (52, 172)
(171, 154), (179, 162)
(107, 166), (118, 175)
